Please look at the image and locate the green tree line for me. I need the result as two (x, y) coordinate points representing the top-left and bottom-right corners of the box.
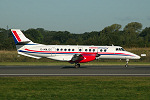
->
(0, 22), (150, 50)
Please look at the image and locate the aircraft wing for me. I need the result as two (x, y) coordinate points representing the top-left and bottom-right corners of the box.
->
(70, 53), (97, 63)
(71, 54), (84, 62)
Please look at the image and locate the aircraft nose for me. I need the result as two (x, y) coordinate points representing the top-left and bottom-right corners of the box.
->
(129, 52), (141, 59)
(135, 55), (141, 59)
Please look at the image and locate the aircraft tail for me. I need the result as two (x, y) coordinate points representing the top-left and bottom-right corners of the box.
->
(11, 29), (32, 45)
(11, 29), (41, 59)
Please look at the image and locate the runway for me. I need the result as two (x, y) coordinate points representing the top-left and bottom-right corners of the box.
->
(0, 65), (150, 76)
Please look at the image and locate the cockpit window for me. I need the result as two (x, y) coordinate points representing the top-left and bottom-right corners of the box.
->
(121, 48), (125, 51)
(116, 48), (125, 51)
(119, 48), (121, 51)
(116, 48), (118, 51)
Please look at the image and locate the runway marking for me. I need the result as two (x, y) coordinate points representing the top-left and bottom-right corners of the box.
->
(0, 74), (150, 76)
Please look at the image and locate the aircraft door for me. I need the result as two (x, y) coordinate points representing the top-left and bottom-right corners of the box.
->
(97, 47), (101, 57)
(97, 48), (101, 53)
(51, 47), (56, 56)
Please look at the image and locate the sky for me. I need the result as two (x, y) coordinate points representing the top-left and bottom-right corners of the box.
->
(0, 0), (150, 33)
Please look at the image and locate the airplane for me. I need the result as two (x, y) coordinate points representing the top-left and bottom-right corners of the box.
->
(11, 29), (141, 68)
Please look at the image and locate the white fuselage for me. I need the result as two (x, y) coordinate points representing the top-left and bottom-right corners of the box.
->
(17, 43), (140, 62)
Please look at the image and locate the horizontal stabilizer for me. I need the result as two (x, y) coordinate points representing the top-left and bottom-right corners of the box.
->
(18, 52), (41, 59)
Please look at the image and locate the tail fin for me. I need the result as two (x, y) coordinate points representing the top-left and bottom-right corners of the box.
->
(11, 29), (32, 44)
(11, 29), (41, 59)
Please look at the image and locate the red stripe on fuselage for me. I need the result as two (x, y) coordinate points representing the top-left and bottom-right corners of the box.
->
(12, 31), (21, 42)
(25, 49), (51, 53)
(25, 48), (97, 54)
(24, 49), (135, 57)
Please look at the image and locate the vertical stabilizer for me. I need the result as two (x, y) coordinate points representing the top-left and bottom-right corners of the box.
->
(11, 29), (31, 44)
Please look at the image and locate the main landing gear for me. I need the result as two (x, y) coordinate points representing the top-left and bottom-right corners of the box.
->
(75, 63), (80, 68)
(125, 59), (129, 68)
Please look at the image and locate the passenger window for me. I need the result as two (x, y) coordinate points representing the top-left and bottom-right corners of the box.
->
(104, 49), (106, 52)
(100, 49), (103, 52)
(64, 49), (67, 51)
(72, 49), (74, 51)
(89, 49), (91, 52)
(85, 49), (87, 52)
(57, 48), (59, 51)
(79, 49), (82, 52)
(68, 49), (71, 51)
(93, 49), (95, 52)
(61, 48), (63, 51)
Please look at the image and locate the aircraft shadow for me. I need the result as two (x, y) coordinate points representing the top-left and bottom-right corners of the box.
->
(61, 66), (87, 69)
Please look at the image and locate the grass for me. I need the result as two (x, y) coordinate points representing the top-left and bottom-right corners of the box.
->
(0, 77), (150, 100)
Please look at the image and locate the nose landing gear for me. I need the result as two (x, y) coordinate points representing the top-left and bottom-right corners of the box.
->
(125, 59), (129, 68)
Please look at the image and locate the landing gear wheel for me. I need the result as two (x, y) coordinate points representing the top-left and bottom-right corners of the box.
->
(75, 63), (80, 68)
(125, 64), (128, 68)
